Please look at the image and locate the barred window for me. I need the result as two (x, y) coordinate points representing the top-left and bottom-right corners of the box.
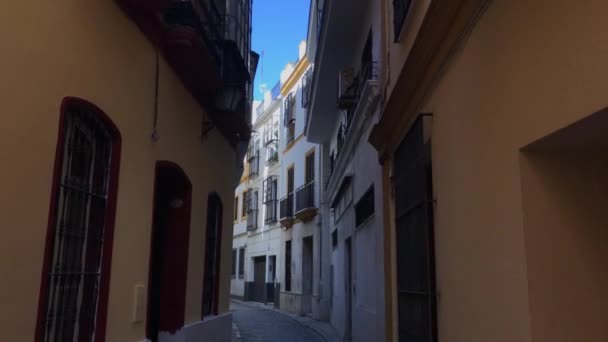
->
(37, 99), (121, 342)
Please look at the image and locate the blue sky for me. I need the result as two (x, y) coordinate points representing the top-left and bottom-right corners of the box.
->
(252, 0), (311, 101)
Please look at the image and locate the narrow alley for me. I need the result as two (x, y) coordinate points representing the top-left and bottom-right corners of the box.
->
(231, 301), (330, 342)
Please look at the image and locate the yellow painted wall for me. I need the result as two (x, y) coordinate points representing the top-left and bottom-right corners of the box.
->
(521, 151), (608, 342)
(0, 0), (235, 340)
(387, 0), (608, 341)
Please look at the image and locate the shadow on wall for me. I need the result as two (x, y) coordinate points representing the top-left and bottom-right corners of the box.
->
(520, 107), (608, 342)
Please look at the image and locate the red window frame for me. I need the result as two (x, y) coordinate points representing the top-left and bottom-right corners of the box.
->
(35, 97), (121, 342)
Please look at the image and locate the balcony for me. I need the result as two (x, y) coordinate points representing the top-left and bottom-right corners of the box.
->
(114, 0), (257, 146)
(264, 200), (277, 223)
(246, 208), (258, 231)
(328, 62), (378, 181)
(279, 193), (294, 228)
(295, 181), (317, 222)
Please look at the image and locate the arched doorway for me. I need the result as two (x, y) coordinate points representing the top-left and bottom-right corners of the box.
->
(146, 161), (192, 341)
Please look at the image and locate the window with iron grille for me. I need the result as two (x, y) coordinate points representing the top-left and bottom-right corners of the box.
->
(305, 151), (315, 184)
(393, 0), (413, 41)
(38, 101), (120, 342)
(246, 190), (258, 230)
(241, 190), (248, 218)
(284, 93), (295, 126)
(285, 240), (292, 291)
(264, 116), (279, 146)
(263, 176), (278, 223)
(238, 247), (245, 279)
(266, 142), (279, 164)
(355, 186), (375, 227)
(393, 117), (437, 342)
(284, 93), (296, 144)
(302, 68), (313, 108)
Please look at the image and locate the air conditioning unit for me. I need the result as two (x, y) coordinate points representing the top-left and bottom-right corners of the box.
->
(337, 68), (356, 109)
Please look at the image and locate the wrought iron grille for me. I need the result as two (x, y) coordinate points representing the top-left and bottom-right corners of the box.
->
(302, 68), (313, 108)
(393, 0), (413, 41)
(246, 190), (258, 230)
(393, 118), (437, 342)
(43, 109), (113, 342)
(247, 140), (259, 178)
(248, 155), (259, 178)
(263, 176), (278, 223)
(295, 181), (315, 213)
(266, 142), (279, 164)
(279, 193), (294, 220)
(283, 93), (295, 127)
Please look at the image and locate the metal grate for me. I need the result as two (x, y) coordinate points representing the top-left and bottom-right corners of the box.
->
(393, 117), (437, 342)
(279, 193), (294, 220)
(43, 109), (113, 342)
(263, 176), (278, 223)
(295, 181), (315, 213)
(246, 190), (258, 230)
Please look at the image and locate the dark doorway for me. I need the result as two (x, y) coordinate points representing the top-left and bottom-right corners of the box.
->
(345, 237), (353, 340)
(393, 117), (437, 342)
(268, 255), (277, 304)
(302, 236), (314, 315)
(146, 161), (192, 341)
(252, 256), (267, 303)
(202, 193), (223, 318)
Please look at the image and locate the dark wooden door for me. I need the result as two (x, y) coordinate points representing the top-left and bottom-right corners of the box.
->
(147, 162), (192, 341)
(253, 256), (266, 303)
(393, 117), (437, 342)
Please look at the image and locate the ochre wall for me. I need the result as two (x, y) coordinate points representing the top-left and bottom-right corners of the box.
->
(413, 0), (608, 341)
(521, 152), (608, 342)
(0, 0), (235, 340)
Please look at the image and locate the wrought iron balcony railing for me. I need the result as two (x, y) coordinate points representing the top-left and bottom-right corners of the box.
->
(295, 181), (316, 213)
(345, 61), (378, 124)
(279, 193), (294, 220)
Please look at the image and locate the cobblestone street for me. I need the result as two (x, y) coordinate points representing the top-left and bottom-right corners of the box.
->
(231, 301), (327, 342)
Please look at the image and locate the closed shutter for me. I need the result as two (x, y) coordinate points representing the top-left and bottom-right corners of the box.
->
(393, 117), (437, 342)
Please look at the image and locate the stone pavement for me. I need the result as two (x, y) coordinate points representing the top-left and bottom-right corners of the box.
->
(230, 300), (341, 342)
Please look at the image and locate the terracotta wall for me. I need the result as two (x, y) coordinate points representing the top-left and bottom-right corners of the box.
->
(0, 0), (235, 340)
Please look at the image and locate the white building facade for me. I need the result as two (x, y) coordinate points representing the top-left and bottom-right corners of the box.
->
(276, 42), (324, 317)
(306, 0), (386, 340)
(231, 85), (283, 304)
